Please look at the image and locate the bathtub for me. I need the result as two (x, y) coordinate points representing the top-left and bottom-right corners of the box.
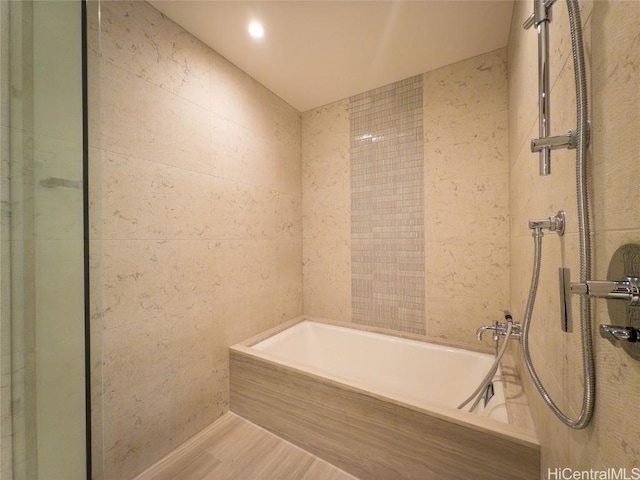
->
(252, 319), (507, 421)
(230, 316), (539, 480)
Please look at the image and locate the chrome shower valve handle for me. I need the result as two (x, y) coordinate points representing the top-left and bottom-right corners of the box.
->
(599, 325), (640, 347)
(561, 270), (640, 306)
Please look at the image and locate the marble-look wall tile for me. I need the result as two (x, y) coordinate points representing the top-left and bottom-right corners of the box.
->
(302, 238), (352, 323)
(301, 100), (351, 320)
(210, 112), (301, 194)
(423, 110), (508, 180)
(101, 239), (219, 329)
(210, 52), (300, 145)
(425, 238), (509, 300)
(423, 48), (510, 349)
(508, 0), (640, 472)
(301, 50), (508, 348)
(424, 173), (509, 240)
(423, 48), (507, 121)
(101, 65), (212, 175)
(99, 0), (211, 107)
(95, 2), (302, 479)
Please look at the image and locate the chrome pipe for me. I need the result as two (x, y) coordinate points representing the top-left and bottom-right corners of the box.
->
(536, 0), (552, 175)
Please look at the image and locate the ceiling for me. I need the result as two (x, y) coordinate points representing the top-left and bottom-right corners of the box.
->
(149, 1), (515, 112)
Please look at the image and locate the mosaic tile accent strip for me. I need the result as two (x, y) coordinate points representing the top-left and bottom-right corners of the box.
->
(349, 76), (425, 334)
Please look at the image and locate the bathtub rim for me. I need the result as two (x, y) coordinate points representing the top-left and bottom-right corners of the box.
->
(230, 315), (539, 452)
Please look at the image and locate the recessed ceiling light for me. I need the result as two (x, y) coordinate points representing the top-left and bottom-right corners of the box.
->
(248, 21), (264, 39)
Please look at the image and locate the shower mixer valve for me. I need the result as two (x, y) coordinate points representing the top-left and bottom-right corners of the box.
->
(559, 267), (640, 340)
(560, 268), (640, 307)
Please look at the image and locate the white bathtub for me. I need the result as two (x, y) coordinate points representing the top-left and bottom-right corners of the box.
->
(230, 316), (539, 479)
(252, 320), (508, 422)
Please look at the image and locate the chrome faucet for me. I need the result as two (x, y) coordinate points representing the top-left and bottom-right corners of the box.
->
(476, 312), (522, 342)
(476, 321), (499, 342)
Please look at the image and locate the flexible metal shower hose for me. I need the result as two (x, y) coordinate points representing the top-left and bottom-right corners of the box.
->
(521, 0), (595, 429)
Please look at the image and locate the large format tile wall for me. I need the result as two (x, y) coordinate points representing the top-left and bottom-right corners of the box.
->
(508, 0), (640, 470)
(94, 2), (302, 478)
(302, 49), (509, 350)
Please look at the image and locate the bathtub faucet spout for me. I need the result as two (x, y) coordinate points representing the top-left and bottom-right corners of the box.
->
(476, 322), (499, 341)
(476, 314), (522, 342)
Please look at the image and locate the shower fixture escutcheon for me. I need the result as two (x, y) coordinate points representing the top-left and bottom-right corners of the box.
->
(560, 243), (640, 361)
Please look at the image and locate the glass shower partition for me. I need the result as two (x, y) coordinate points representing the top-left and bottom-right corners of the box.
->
(1, 1), (89, 478)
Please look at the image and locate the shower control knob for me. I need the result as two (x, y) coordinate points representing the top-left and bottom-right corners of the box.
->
(599, 325), (639, 347)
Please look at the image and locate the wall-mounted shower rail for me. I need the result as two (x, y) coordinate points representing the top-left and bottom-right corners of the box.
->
(522, 0), (557, 29)
(521, 0), (595, 430)
(524, 0), (579, 176)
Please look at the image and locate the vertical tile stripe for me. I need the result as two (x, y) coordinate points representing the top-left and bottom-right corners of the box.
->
(349, 76), (425, 334)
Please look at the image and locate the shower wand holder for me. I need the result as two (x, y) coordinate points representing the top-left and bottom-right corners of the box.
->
(529, 211), (566, 236)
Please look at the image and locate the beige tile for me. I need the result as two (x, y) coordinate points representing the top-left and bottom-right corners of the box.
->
(423, 48), (508, 122)
(302, 188), (350, 241)
(211, 112), (302, 194)
(102, 239), (219, 329)
(217, 294), (276, 348)
(302, 238), (352, 323)
(274, 239), (304, 325)
(273, 137), (303, 196)
(100, 64), (212, 175)
(275, 192), (302, 240)
(274, 284), (304, 327)
(301, 100), (350, 197)
(424, 173), (510, 240)
(103, 336), (225, 480)
(424, 109), (508, 180)
(591, 2), (640, 233)
(302, 102), (349, 157)
(425, 236), (509, 301)
(211, 239), (277, 303)
(210, 114), (271, 184)
(102, 151), (229, 240)
(99, 1), (211, 107)
(210, 51), (300, 143)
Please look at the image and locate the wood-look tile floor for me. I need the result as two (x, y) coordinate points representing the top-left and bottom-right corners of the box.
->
(134, 412), (359, 480)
